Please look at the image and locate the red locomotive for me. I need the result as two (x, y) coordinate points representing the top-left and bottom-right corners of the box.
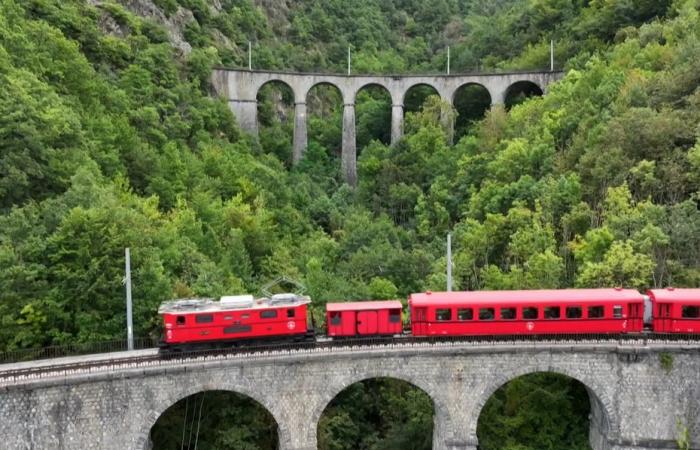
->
(158, 287), (700, 351)
(159, 293), (311, 350)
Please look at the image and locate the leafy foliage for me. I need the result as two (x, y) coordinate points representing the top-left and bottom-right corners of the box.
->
(1, 0), (700, 449)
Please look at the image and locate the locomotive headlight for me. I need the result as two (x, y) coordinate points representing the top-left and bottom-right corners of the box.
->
(167, 330), (172, 338)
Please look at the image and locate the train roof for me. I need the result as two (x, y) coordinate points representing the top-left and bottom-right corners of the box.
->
(647, 288), (700, 303)
(326, 300), (403, 312)
(158, 293), (310, 315)
(408, 289), (644, 307)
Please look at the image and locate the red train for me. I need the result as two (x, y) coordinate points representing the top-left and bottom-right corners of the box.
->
(158, 287), (700, 350)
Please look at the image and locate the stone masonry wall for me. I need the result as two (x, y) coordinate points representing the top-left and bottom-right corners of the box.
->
(0, 343), (698, 450)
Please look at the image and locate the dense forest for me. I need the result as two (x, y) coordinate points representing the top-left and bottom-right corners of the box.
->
(1, 0), (699, 448)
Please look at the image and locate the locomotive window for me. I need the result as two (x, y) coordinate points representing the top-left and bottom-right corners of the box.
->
(500, 307), (516, 320)
(588, 306), (604, 318)
(195, 314), (213, 324)
(389, 309), (401, 323)
(176, 316), (186, 325)
(457, 308), (473, 321)
(682, 305), (700, 318)
(544, 307), (560, 319)
(613, 306), (623, 318)
(436, 309), (452, 321)
(522, 307), (538, 319)
(566, 306), (582, 319)
(260, 310), (278, 319)
(287, 309), (295, 318)
(479, 308), (495, 320)
(330, 311), (341, 325)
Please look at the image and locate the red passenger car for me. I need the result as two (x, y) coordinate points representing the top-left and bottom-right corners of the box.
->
(159, 293), (310, 347)
(326, 301), (403, 337)
(648, 288), (700, 333)
(409, 289), (645, 336)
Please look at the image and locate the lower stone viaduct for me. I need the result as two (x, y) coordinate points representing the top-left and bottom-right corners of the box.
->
(211, 69), (564, 185)
(0, 340), (698, 450)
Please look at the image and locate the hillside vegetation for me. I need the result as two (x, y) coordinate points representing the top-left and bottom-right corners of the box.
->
(1, 0), (699, 449)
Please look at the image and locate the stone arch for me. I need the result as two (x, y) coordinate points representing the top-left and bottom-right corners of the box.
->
(403, 82), (441, 113)
(452, 82), (492, 140)
(469, 364), (618, 448)
(309, 371), (446, 448)
(306, 80), (345, 105)
(353, 82), (393, 148)
(256, 79), (295, 121)
(504, 80), (544, 108)
(133, 378), (283, 450)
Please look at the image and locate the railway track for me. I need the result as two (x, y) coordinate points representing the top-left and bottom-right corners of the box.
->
(1, 333), (699, 386)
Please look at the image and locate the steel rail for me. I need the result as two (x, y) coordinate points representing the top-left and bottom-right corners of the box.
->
(1, 333), (699, 386)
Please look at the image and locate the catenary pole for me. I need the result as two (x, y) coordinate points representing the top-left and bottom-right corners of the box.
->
(125, 248), (133, 351)
(347, 46), (351, 75)
(550, 40), (554, 71)
(447, 46), (450, 75)
(248, 41), (252, 70)
(447, 233), (452, 291)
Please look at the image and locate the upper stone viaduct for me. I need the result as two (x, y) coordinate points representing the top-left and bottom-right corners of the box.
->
(211, 69), (564, 185)
(0, 340), (698, 450)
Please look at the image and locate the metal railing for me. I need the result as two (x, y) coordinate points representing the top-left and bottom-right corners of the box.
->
(0, 337), (158, 365)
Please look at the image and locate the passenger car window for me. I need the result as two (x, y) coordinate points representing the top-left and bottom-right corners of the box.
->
(544, 307), (560, 319)
(682, 305), (700, 318)
(522, 307), (538, 319)
(588, 306), (604, 318)
(500, 307), (516, 320)
(389, 309), (401, 323)
(479, 308), (495, 320)
(260, 310), (278, 319)
(195, 314), (213, 324)
(457, 308), (473, 320)
(436, 309), (452, 321)
(566, 306), (582, 319)
(330, 311), (341, 325)
(613, 305), (623, 318)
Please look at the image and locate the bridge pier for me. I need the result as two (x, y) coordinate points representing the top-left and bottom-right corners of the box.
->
(229, 99), (258, 134)
(391, 103), (403, 144)
(293, 102), (307, 163)
(342, 103), (357, 186)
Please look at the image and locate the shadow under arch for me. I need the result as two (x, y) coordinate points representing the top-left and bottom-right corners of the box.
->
(504, 80), (544, 109)
(134, 382), (283, 450)
(452, 82), (492, 141)
(312, 373), (442, 450)
(354, 82), (392, 148)
(471, 367), (617, 450)
(256, 79), (295, 124)
(305, 81), (344, 161)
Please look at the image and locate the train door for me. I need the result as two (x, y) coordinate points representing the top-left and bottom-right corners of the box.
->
(657, 303), (672, 332)
(627, 302), (643, 331)
(357, 310), (378, 335)
(413, 307), (428, 335)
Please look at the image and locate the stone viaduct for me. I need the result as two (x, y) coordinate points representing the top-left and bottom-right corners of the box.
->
(0, 340), (699, 450)
(211, 69), (564, 185)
